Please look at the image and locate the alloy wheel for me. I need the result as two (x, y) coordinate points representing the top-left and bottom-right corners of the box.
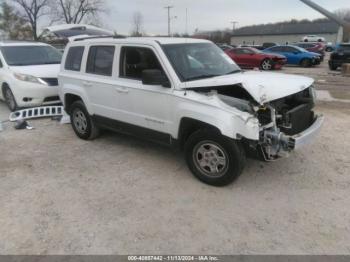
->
(72, 108), (88, 135)
(192, 141), (229, 177)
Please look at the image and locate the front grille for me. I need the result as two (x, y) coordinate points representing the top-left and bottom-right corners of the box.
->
(43, 96), (60, 102)
(41, 78), (58, 86)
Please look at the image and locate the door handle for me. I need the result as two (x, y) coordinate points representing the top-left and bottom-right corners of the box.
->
(115, 87), (129, 94)
(83, 81), (92, 87)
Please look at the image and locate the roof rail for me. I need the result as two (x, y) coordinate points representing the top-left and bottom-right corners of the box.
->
(73, 35), (127, 42)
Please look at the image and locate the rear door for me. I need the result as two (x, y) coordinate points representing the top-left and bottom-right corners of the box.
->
(80, 44), (117, 117)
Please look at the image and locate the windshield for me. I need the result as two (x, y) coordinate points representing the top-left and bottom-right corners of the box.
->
(1, 45), (62, 66)
(162, 43), (241, 82)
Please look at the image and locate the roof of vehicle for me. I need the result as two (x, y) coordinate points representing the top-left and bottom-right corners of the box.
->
(70, 37), (211, 45)
(0, 41), (50, 47)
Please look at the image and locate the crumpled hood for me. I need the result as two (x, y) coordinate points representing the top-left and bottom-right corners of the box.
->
(10, 64), (60, 78)
(182, 71), (314, 104)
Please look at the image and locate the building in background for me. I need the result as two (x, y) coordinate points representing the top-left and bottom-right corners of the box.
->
(230, 19), (340, 46)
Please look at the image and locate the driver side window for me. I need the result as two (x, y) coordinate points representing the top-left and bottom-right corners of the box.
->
(119, 46), (164, 80)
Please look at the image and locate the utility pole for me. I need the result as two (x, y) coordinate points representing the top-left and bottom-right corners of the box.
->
(164, 6), (174, 36)
(230, 21), (238, 33)
(185, 8), (188, 35)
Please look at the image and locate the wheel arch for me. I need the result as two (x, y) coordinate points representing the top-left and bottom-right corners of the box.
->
(1, 82), (10, 96)
(178, 117), (222, 149)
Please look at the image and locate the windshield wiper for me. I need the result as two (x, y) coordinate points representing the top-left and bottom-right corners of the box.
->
(186, 74), (220, 81)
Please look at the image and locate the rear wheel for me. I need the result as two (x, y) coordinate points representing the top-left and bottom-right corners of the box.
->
(300, 58), (312, 68)
(70, 100), (100, 140)
(3, 86), (17, 112)
(184, 129), (245, 186)
(260, 59), (273, 70)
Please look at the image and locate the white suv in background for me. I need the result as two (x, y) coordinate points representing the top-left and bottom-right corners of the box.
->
(0, 41), (62, 111)
(59, 37), (323, 186)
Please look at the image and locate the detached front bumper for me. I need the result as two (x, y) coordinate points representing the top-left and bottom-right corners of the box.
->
(289, 115), (324, 150)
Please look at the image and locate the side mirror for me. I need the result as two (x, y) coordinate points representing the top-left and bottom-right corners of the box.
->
(293, 51), (300, 54)
(142, 69), (170, 88)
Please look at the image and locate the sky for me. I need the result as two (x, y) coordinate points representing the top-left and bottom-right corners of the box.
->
(102, 0), (350, 35)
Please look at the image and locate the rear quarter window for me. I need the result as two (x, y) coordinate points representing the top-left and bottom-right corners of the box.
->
(65, 46), (84, 71)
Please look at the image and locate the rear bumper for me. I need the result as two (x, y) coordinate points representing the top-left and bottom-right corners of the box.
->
(290, 115), (324, 150)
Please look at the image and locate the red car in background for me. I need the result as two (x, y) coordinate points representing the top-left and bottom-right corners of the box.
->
(295, 42), (326, 61)
(225, 47), (287, 70)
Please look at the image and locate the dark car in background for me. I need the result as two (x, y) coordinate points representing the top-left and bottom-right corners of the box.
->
(296, 42), (326, 61)
(225, 47), (287, 70)
(216, 43), (236, 51)
(329, 43), (350, 71)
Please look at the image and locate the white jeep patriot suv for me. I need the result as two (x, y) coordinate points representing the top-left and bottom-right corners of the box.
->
(58, 37), (324, 186)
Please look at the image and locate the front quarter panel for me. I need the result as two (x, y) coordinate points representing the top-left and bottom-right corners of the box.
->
(172, 92), (260, 141)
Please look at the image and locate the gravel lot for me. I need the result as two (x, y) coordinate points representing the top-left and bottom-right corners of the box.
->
(1, 61), (350, 255)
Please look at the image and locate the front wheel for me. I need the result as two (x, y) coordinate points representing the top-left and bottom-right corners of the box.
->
(70, 100), (100, 140)
(3, 86), (18, 112)
(260, 59), (273, 70)
(184, 129), (246, 186)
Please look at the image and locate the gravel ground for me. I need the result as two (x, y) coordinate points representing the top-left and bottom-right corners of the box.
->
(0, 64), (350, 255)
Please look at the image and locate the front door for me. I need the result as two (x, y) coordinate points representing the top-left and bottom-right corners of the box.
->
(111, 45), (174, 142)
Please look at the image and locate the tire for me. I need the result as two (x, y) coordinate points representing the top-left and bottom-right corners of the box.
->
(304, 39), (308, 42)
(260, 59), (273, 70)
(329, 63), (338, 71)
(300, 58), (312, 68)
(184, 129), (246, 187)
(70, 100), (100, 140)
(3, 85), (18, 112)
(326, 47), (333, 52)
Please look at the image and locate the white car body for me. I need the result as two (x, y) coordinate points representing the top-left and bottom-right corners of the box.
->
(302, 35), (325, 42)
(59, 37), (323, 172)
(0, 41), (61, 110)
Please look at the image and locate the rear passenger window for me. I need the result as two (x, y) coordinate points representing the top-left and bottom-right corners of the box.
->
(65, 46), (84, 71)
(86, 46), (115, 76)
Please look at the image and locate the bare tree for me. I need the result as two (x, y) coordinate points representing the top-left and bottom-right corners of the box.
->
(12, 0), (51, 40)
(53, 0), (106, 25)
(0, 1), (33, 40)
(131, 12), (143, 36)
(335, 8), (350, 22)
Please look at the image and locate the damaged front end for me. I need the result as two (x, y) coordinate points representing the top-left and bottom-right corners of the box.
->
(193, 82), (323, 161)
(255, 86), (324, 161)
